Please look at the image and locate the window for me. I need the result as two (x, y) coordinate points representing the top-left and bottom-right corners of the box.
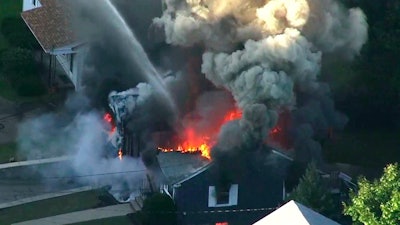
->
(70, 54), (74, 72)
(208, 184), (238, 207)
(32, 0), (36, 5)
(216, 185), (230, 204)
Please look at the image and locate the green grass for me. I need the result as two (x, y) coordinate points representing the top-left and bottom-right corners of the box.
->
(0, 190), (103, 224)
(323, 130), (400, 167)
(67, 216), (133, 225)
(0, 0), (22, 50)
(0, 142), (18, 163)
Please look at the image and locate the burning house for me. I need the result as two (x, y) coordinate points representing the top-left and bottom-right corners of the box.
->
(16, 0), (369, 224)
(154, 149), (292, 225)
(91, 0), (368, 219)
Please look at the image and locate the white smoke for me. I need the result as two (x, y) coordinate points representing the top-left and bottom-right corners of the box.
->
(154, 0), (368, 155)
(17, 94), (147, 202)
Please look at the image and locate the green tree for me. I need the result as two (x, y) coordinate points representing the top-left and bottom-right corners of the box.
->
(139, 193), (177, 225)
(0, 47), (46, 97)
(344, 163), (400, 225)
(1, 17), (40, 49)
(287, 162), (336, 218)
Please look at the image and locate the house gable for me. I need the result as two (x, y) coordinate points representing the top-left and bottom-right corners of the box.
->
(23, 0), (42, 11)
(21, 0), (75, 53)
(171, 149), (292, 225)
(253, 200), (342, 225)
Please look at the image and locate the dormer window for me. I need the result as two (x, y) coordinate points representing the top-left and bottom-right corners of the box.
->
(208, 184), (238, 207)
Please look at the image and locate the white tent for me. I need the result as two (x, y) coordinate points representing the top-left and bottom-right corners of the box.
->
(253, 200), (341, 225)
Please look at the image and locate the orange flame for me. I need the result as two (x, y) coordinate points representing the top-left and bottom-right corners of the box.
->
(118, 149), (123, 160)
(158, 109), (242, 160)
(158, 108), (286, 160)
(104, 113), (122, 159)
(104, 113), (116, 134)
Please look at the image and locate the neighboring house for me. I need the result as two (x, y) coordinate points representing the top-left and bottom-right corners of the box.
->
(152, 149), (357, 225)
(21, 0), (85, 90)
(155, 149), (292, 225)
(285, 162), (357, 204)
(252, 200), (342, 225)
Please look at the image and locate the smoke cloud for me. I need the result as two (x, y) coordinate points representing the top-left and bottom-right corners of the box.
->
(154, 0), (368, 161)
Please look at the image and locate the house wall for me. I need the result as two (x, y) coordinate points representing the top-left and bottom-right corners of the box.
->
(23, 0), (42, 11)
(173, 162), (286, 225)
(55, 46), (86, 90)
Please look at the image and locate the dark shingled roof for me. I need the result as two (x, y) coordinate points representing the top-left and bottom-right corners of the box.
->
(21, 0), (75, 53)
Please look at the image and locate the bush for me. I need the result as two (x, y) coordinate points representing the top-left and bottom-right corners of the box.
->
(0, 47), (37, 83)
(140, 193), (177, 225)
(1, 17), (39, 49)
(1, 47), (36, 73)
(16, 76), (46, 97)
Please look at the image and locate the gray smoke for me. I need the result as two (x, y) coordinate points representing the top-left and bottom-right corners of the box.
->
(303, 0), (368, 59)
(65, 0), (188, 108)
(154, 0), (368, 161)
(17, 93), (147, 202)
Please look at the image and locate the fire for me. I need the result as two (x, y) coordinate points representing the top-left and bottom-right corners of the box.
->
(118, 149), (123, 160)
(103, 112), (116, 134)
(158, 108), (242, 160)
(270, 126), (281, 135)
(104, 112), (121, 159)
(158, 108), (287, 160)
(223, 109), (242, 122)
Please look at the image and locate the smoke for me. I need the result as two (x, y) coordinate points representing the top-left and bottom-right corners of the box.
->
(302, 0), (368, 59)
(17, 93), (147, 202)
(154, 0), (368, 162)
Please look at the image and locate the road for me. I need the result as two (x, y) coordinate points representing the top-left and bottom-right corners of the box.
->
(0, 179), (82, 204)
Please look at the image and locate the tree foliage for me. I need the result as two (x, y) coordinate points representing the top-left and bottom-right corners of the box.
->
(140, 193), (177, 225)
(344, 163), (400, 225)
(0, 16), (39, 49)
(287, 162), (336, 218)
(0, 47), (46, 96)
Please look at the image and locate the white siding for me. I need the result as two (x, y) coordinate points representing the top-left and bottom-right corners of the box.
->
(23, 0), (42, 11)
(55, 49), (84, 90)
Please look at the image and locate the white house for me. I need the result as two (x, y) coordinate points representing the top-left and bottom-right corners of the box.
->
(253, 200), (342, 225)
(22, 0), (42, 11)
(21, 0), (85, 90)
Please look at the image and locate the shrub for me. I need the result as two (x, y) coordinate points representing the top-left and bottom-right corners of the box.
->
(1, 17), (39, 49)
(1, 47), (36, 73)
(0, 47), (37, 83)
(15, 76), (46, 97)
(140, 193), (177, 225)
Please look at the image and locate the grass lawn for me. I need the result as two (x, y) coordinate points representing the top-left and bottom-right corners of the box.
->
(323, 129), (400, 167)
(67, 216), (133, 225)
(0, 190), (104, 224)
(0, 0), (22, 50)
(0, 142), (18, 163)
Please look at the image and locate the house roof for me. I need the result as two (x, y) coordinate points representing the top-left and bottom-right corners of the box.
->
(21, 0), (76, 53)
(157, 147), (293, 186)
(253, 200), (341, 225)
(156, 152), (211, 185)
